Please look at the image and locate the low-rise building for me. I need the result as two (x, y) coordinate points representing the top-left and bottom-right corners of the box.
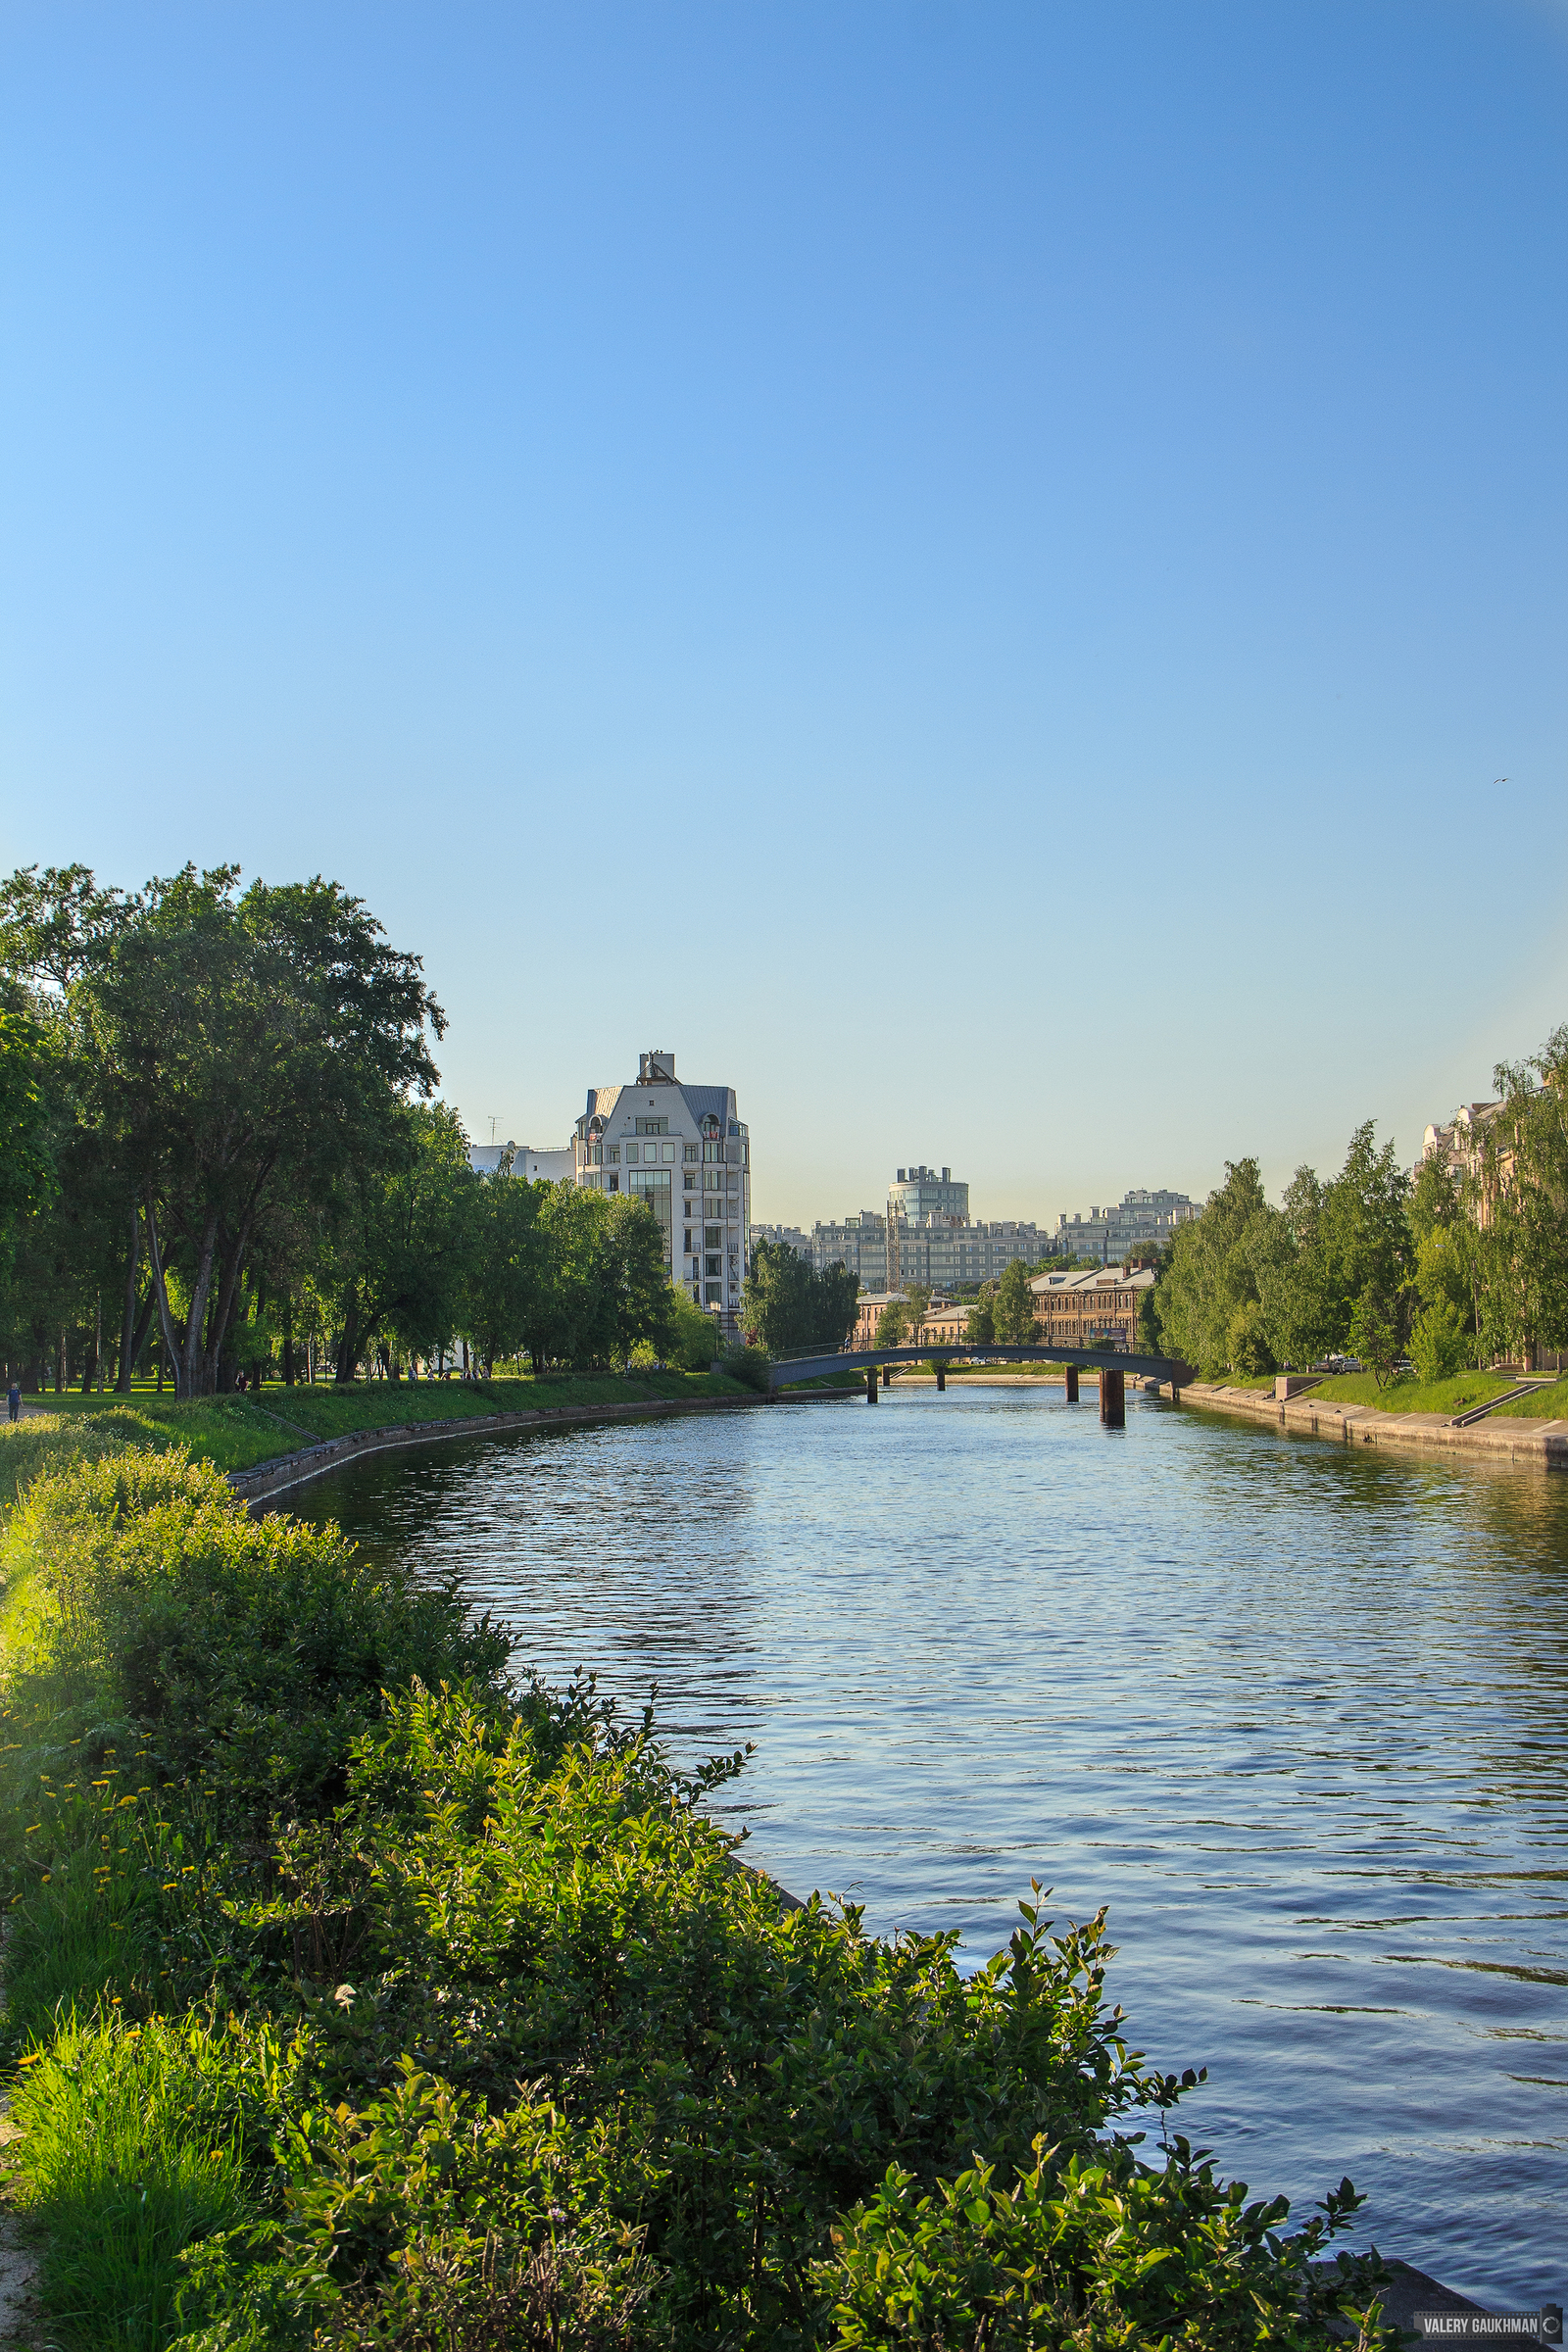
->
(1029, 1264), (1154, 1351)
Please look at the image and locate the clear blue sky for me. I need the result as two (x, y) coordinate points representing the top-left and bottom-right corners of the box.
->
(3, 2), (1564, 1227)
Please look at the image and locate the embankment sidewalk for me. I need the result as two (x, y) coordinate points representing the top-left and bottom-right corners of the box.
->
(1169, 1381), (1568, 1470)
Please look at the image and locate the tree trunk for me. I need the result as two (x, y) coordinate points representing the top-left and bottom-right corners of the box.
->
(144, 1193), (191, 1398)
(117, 1203), (141, 1392)
(335, 1293), (362, 1385)
(181, 1208), (221, 1396)
(283, 1293), (294, 1386)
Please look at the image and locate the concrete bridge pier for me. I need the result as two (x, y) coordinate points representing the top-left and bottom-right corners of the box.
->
(881, 1363), (890, 1389)
(866, 1364), (878, 1403)
(936, 1363), (946, 1391)
(1065, 1364), (1079, 1402)
(1101, 1368), (1126, 1428)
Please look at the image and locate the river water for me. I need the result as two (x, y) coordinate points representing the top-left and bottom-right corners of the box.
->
(293, 1385), (1568, 2299)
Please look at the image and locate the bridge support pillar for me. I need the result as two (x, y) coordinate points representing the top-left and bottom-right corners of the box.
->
(881, 1363), (890, 1389)
(1101, 1368), (1125, 1428)
(936, 1364), (946, 1392)
(866, 1364), (878, 1403)
(1065, 1364), (1079, 1402)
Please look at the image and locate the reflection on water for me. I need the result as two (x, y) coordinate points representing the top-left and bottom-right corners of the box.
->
(291, 1389), (1568, 2298)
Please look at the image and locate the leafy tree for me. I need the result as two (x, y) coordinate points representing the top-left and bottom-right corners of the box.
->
(459, 1171), (545, 1374)
(1154, 1159), (1280, 1379)
(524, 1182), (612, 1369)
(903, 1283), (932, 1343)
(967, 1283), (997, 1346)
(874, 1299), (909, 1348)
(0, 1009), (58, 1236)
(743, 1240), (858, 1355)
(600, 1194), (676, 1366)
(994, 1260), (1037, 1345)
(668, 1284), (721, 1370)
(1, 863), (444, 1396)
(329, 1103), (476, 1381)
(1347, 1284), (1404, 1389)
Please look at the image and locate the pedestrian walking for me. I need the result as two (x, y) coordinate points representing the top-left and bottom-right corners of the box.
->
(7, 1381), (20, 1424)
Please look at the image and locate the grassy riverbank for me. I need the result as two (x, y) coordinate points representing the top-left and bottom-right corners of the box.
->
(5, 1370), (755, 1489)
(0, 1432), (1396, 2351)
(1488, 1378), (1568, 1418)
(1305, 1369), (1521, 1415)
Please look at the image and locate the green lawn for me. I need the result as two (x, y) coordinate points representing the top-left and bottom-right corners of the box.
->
(3, 1370), (753, 1497)
(1487, 1379), (1568, 1419)
(1304, 1368), (1520, 1416)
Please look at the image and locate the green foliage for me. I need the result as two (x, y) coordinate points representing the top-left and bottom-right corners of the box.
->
(667, 1285), (721, 1370)
(819, 2141), (1394, 2352)
(743, 1240), (859, 1356)
(1154, 1128), (1415, 1379)
(993, 1261), (1036, 1347)
(1409, 1298), (1470, 1385)
(1226, 1299), (1273, 1377)
(0, 1004), (59, 1232)
(873, 1300), (909, 1349)
(966, 1285), (996, 1346)
(1346, 1285), (1404, 1390)
(0, 1448), (510, 1867)
(456, 1166), (543, 1374)
(721, 1342), (772, 1392)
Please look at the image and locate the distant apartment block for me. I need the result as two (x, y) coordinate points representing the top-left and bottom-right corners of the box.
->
(753, 1223), (812, 1258)
(1054, 1189), (1197, 1264)
(792, 1163), (1051, 1293)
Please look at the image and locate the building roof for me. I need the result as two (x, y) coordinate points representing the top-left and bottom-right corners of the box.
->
(1030, 1264), (1155, 1295)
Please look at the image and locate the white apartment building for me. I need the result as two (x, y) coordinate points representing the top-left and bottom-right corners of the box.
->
(1054, 1189), (1197, 1264)
(573, 1051), (751, 1334)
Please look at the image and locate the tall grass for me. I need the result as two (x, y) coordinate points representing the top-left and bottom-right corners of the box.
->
(9, 2010), (256, 2352)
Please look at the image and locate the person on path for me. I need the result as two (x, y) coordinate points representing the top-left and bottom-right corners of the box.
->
(7, 1382), (20, 1423)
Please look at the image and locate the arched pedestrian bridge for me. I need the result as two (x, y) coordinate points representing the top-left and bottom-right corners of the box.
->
(767, 1344), (1197, 1425)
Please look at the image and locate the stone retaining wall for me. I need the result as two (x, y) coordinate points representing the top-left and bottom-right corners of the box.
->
(1172, 1381), (1568, 1469)
(229, 1392), (763, 1503)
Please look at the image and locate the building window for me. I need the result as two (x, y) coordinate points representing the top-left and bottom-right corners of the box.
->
(706, 1253), (721, 1276)
(635, 1118), (669, 1135)
(684, 1143), (699, 1162)
(607, 1145), (619, 1164)
(683, 1171), (696, 1190)
(625, 1144), (639, 1164)
(705, 1224), (722, 1248)
(662, 1143), (676, 1163)
(705, 1280), (723, 1304)
(608, 1174), (618, 1193)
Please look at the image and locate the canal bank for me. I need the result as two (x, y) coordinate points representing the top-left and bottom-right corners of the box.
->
(1169, 1378), (1568, 1468)
(227, 1387), (763, 1502)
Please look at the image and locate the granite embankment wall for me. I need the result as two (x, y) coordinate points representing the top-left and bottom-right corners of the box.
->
(1171, 1380), (1568, 1469)
(229, 1392), (763, 1503)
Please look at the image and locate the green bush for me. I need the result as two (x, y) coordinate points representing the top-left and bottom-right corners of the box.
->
(1409, 1298), (1470, 1386)
(720, 1342), (771, 1393)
